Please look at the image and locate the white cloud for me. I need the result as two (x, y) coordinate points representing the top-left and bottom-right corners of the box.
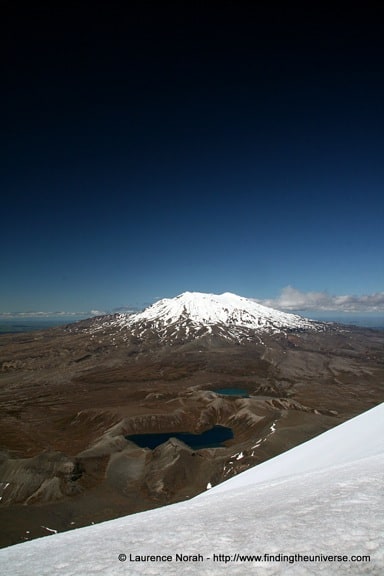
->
(256, 286), (384, 312)
(0, 310), (101, 320)
(89, 310), (107, 317)
(112, 305), (142, 314)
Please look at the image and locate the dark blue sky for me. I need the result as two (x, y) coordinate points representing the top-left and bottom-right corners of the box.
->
(2, 2), (384, 316)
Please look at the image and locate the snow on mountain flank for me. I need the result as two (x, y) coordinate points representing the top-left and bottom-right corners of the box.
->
(1, 403), (383, 575)
(130, 291), (315, 328)
(92, 292), (322, 341)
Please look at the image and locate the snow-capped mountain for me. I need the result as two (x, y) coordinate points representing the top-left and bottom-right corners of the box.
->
(88, 291), (323, 342)
(1, 403), (382, 575)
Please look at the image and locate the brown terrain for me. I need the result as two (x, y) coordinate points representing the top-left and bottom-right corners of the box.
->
(0, 321), (383, 548)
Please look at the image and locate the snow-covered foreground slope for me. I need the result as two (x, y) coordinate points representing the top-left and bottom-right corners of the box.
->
(198, 399), (384, 496)
(1, 404), (383, 575)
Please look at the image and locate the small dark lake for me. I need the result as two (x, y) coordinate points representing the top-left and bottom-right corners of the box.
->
(215, 388), (249, 397)
(126, 425), (234, 450)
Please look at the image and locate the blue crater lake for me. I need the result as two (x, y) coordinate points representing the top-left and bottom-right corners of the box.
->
(126, 425), (234, 450)
(215, 388), (249, 397)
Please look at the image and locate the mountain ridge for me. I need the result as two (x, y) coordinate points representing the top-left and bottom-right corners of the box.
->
(84, 291), (325, 344)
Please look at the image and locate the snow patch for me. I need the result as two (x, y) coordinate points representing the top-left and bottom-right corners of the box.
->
(40, 526), (58, 534)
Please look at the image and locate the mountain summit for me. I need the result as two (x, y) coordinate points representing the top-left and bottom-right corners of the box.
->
(90, 291), (322, 343)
